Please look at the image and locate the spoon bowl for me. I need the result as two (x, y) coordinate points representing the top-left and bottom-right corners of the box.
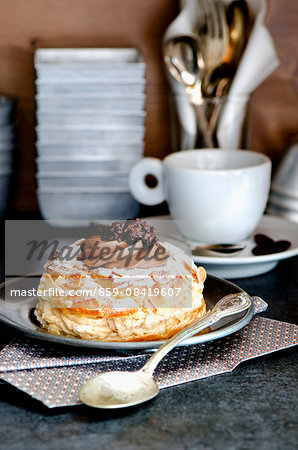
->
(164, 35), (203, 92)
(79, 371), (159, 409)
(225, 0), (251, 68)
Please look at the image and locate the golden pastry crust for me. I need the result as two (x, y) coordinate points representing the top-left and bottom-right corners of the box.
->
(35, 300), (206, 342)
(34, 241), (207, 342)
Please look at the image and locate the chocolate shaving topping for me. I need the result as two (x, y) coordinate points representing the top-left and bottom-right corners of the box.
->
(77, 219), (168, 269)
(111, 222), (125, 239)
(121, 219), (158, 247)
(97, 219), (158, 247)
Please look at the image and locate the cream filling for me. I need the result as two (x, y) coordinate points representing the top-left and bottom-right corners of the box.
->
(34, 289), (205, 341)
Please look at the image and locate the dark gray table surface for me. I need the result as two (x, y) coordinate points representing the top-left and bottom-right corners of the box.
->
(0, 252), (297, 450)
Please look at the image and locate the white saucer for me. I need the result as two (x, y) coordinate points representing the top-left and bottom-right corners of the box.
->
(145, 214), (298, 279)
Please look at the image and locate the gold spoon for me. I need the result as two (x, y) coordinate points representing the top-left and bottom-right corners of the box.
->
(224, 0), (251, 70)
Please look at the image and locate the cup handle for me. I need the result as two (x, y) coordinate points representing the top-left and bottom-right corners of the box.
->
(129, 158), (165, 206)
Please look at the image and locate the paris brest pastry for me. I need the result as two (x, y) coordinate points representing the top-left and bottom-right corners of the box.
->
(34, 220), (206, 341)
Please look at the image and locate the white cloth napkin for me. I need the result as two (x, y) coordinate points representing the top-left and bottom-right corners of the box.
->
(163, 0), (280, 149)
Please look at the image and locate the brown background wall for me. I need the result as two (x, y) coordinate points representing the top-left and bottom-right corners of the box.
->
(0, 0), (297, 212)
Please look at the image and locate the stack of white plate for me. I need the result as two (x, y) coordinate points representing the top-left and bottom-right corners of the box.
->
(267, 143), (298, 223)
(34, 48), (146, 222)
(0, 96), (15, 220)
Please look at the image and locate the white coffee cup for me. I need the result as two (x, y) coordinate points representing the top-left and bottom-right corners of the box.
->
(129, 149), (271, 243)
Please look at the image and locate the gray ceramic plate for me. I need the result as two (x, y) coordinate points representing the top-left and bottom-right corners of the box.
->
(0, 275), (254, 351)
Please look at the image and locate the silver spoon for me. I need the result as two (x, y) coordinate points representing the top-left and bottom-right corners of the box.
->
(79, 292), (251, 409)
(164, 35), (214, 147)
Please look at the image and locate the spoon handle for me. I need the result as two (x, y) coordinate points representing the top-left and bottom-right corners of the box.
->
(193, 102), (214, 148)
(140, 292), (252, 376)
